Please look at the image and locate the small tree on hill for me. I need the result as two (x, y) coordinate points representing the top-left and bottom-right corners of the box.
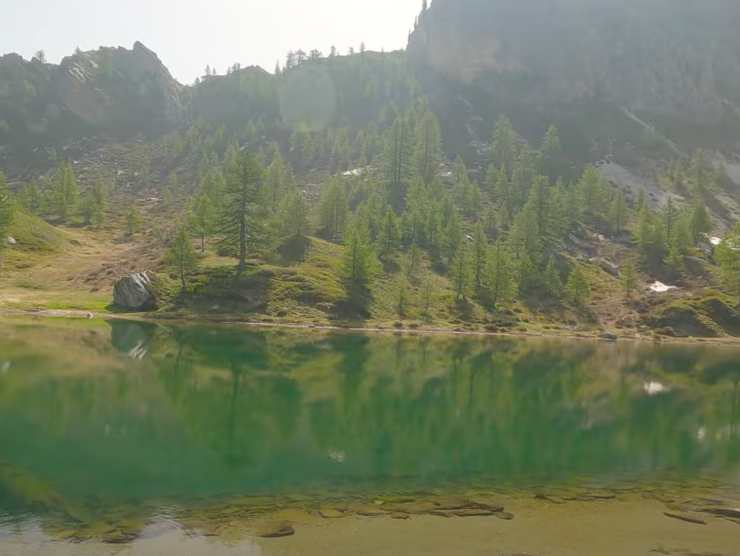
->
(450, 243), (472, 301)
(189, 193), (216, 254)
(166, 225), (199, 290)
(620, 260), (637, 298)
(566, 266), (591, 307)
(342, 227), (377, 294)
(126, 205), (142, 237)
(0, 173), (15, 266)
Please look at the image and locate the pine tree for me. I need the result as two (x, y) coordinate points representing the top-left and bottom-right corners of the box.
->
(342, 227), (377, 292)
(450, 243), (472, 301)
(543, 257), (563, 299)
(19, 181), (42, 215)
(319, 178), (349, 242)
(540, 124), (563, 181)
(481, 241), (516, 309)
(421, 275), (434, 317)
(414, 110), (442, 185)
(396, 278), (409, 318)
(190, 193), (216, 253)
(166, 225), (199, 290)
(471, 222), (488, 291)
(716, 224), (740, 303)
(223, 151), (265, 273)
(406, 242), (422, 282)
(384, 115), (413, 211)
(54, 162), (79, 222)
(378, 208), (399, 259)
(689, 200), (712, 244)
(126, 205), (142, 237)
(278, 190), (309, 240)
(492, 116), (516, 176)
(0, 173), (14, 259)
(609, 191), (627, 235)
(81, 180), (107, 228)
(566, 266), (591, 307)
(620, 260), (637, 298)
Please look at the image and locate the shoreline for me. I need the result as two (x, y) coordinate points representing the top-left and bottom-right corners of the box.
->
(3, 307), (740, 349)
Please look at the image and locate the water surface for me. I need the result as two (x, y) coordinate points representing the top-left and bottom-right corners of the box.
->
(0, 318), (738, 554)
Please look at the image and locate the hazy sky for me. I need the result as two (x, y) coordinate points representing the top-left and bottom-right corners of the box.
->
(2, 0), (422, 83)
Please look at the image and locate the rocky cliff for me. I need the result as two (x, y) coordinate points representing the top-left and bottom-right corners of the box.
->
(0, 42), (184, 149)
(408, 0), (740, 154)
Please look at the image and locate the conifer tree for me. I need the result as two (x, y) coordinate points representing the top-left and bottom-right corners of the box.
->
(609, 191), (627, 235)
(0, 173), (14, 260)
(126, 205), (142, 237)
(716, 224), (740, 303)
(414, 110), (442, 185)
(190, 193), (216, 254)
(481, 241), (516, 309)
(278, 190), (309, 240)
(54, 162), (79, 222)
(342, 227), (377, 293)
(492, 116), (516, 176)
(450, 243), (472, 301)
(471, 222), (488, 291)
(223, 151), (265, 273)
(166, 225), (199, 290)
(319, 178), (349, 242)
(620, 260), (637, 298)
(384, 115), (413, 211)
(543, 257), (563, 299)
(378, 208), (400, 259)
(566, 266), (591, 307)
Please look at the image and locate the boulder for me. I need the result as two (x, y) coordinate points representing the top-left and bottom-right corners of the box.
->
(113, 272), (158, 311)
(6, 236), (16, 246)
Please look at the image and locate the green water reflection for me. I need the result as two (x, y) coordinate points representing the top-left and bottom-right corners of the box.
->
(0, 319), (738, 520)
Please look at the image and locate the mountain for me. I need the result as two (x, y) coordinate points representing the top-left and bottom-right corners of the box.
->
(408, 0), (740, 158)
(0, 42), (184, 149)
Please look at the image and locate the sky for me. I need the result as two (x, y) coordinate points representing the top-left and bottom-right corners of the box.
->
(2, 0), (422, 84)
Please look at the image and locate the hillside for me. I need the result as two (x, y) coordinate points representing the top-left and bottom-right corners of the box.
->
(0, 1), (739, 341)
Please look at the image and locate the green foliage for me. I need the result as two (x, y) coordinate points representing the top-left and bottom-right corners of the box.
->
(384, 114), (414, 211)
(166, 225), (199, 290)
(450, 243), (472, 301)
(566, 266), (591, 307)
(543, 257), (564, 299)
(414, 110), (442, 185)
(620, 260), (637, 298)
(0, 172), (15, 253)
(278, 190), (310, 240)
(492, 116), (516, 176)
(636, 206), (667, 271)
(378, 208), (400, 258)
(81, 180), (108, 228)
(222, 150), (266, 273)
(716, 224), (740, 303)
(189, 193), (217, 253)
(318, 178), (349, 242)
(480, 241), (516, 309)
(126, 205), (142, 237)
(53, 162), (79, 223)
(342, 227), (377, 293)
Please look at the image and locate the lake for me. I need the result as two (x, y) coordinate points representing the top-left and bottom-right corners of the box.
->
(0, 318), (738, 555)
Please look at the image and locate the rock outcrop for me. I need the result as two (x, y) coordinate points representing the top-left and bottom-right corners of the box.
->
(408, 0), (740, 127)
(112, 272), (159, 312)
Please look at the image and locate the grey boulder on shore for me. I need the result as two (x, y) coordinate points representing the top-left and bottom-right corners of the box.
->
(113, 272), (158, 311)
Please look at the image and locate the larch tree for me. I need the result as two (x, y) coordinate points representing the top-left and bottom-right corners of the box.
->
(166, 225), (199, 290)
(414, 110), (442, 186)
(384, 114), (413, 212)
(223, 151), (265, 274)
(190, 193), (217, 254)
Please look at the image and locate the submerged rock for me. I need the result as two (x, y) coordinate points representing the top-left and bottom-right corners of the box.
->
(257, 521), (295, 538)
(112, 272), (159, 311)
(664, 511), (707, 525)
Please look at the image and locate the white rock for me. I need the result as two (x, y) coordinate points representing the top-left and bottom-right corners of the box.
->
(649, 281), (678, 293)
(6, 236), (16, 245)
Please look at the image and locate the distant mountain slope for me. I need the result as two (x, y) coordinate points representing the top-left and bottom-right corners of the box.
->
(408, 0), (740, 156)
(0, 42), (184, 149)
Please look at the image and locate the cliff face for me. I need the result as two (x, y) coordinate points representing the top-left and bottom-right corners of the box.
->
(409, 0), (740, 136)
(0, 42), (184, 148)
